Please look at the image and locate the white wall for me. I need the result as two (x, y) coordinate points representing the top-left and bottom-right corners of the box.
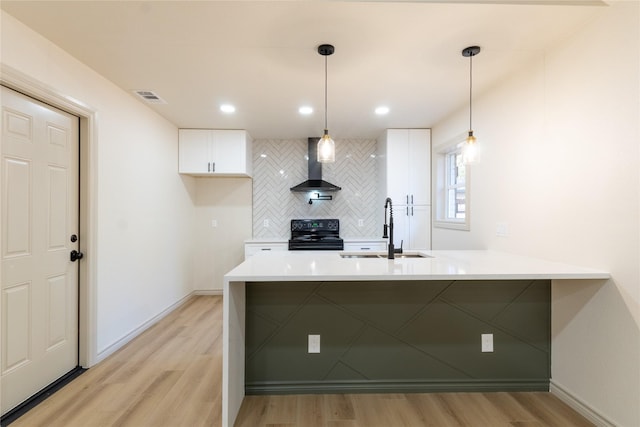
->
(1, 12), (197, 359)
(432, 2), (639, 425)
(193, 178), (252, 291)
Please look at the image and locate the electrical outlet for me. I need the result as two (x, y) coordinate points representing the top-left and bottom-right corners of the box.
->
(211, 219), (218, 228)
(481, 334), (494, 352)
(308, 334), (320, 353)
(263, 219), (270, 228)
(496, 222), (509, 237)
(358, 219), (364, 227)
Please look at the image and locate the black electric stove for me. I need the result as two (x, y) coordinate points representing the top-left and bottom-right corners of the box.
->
(288, 219), (344, 250)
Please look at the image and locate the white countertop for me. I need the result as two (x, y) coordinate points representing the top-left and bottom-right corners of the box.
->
(243, 238), (288, 244)
(224, 250), (610, 282)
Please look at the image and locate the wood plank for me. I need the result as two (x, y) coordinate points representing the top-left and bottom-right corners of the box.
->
(296, 394), (324, 427)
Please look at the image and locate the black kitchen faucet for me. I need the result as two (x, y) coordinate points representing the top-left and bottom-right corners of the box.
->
(383, 197), (403, 259)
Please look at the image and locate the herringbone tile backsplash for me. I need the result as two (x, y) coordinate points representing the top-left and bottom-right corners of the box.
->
(252, 139), (379, 239)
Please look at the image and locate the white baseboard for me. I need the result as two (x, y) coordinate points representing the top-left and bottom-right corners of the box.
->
(194, 289), (223, 296)
(550, 380), (617, 427)
(95, 292), (194, 363)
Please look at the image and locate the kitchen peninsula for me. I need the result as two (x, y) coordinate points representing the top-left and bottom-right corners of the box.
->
(222, 250), (609, 427)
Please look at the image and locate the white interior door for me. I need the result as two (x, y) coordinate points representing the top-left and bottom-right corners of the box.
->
(1, 86), (80, 415)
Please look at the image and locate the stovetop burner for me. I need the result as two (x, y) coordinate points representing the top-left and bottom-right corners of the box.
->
(289, 219), (343, 250)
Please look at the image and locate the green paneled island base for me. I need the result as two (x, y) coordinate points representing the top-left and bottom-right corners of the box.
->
(246, 279), (550, 395)
(222, 250), (609, 427)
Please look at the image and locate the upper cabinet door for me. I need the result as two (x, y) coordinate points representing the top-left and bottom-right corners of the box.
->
(408, 129), (431, 206)
(213, 130), (251, 175)
(178, 129), (212, 174)
(178, 129), (252, 177)
(385, 129), (411, 204)
(379, 128), (431, 206)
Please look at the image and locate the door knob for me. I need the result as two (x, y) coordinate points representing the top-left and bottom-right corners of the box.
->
(70, 250), (84, 262)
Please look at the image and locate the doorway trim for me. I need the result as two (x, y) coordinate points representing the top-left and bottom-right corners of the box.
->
(1, 63), (98, 367)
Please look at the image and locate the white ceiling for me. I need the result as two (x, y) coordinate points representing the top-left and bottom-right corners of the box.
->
(1, 0), (607, 139)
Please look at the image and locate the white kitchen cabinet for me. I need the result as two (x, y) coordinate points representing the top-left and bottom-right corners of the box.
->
(244, 242), (288, 259)
(389, 204), (431, 250)
(378, 128), (431, 250)
(178, 129), (252, 177)
(380, 129), (430, 205)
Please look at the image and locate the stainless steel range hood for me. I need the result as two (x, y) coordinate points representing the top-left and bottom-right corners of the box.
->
(290, 138), (341, 192)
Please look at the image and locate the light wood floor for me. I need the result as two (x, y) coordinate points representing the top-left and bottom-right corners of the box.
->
(10, 295), (594, 427)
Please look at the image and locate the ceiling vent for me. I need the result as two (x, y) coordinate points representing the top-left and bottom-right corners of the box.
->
(133, 90), (167, 104)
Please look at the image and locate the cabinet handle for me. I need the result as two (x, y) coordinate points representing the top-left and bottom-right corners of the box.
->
(360, 247), (370, 250)
(411, 194), (414, 205)
(406, 206), (409, 216)
(212, 162), (215, 172)
(208, 162), (211, 172)
(411, 206), (414, 216)
(406, 195), (409, 204)
(261, 248), (271, 251)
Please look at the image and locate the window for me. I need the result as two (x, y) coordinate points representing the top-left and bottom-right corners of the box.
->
(446, 150), (466, 219)
(434, 134), (470, 230)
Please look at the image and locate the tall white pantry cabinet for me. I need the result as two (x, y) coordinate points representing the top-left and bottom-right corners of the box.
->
(377, 129), (431, 250)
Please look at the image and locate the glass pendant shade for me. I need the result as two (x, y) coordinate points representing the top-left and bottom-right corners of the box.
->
(318, 130), (335, 163)
(462, 46), (481, 166)
(462, 131), (478, 165)
(317, 44), (336, 163)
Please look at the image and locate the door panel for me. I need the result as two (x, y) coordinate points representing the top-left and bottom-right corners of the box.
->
(48, 166), (68, 249)
(2, 283), (30, 372)
(1, 86), (80, 415)
(47, 274), (68, 349)
(3, 157), (31, 257)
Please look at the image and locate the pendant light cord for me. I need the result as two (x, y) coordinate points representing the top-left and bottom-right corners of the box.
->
(324, 54), (328, 130)
(469, 52), (473, 131)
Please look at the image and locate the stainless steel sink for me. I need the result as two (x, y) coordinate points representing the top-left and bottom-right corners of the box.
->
(340, 253), (381, 258)
(391, 253), (432, 258)
(340, 252), (432, 259)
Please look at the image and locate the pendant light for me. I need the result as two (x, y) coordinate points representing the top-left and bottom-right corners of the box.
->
(462, 46), (481, 165)
(317, 44), (335, 163)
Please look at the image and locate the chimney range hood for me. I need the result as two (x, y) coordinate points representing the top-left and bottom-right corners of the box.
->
(290, 138), (341, 192)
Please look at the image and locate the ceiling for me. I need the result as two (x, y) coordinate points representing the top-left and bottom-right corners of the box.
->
(1, 0), (608, 139)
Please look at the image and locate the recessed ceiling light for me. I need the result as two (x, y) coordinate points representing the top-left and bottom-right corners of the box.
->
(375, 106), (390, 115)
(220, 104), (236, 113)
(299, 106), (313, 115)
